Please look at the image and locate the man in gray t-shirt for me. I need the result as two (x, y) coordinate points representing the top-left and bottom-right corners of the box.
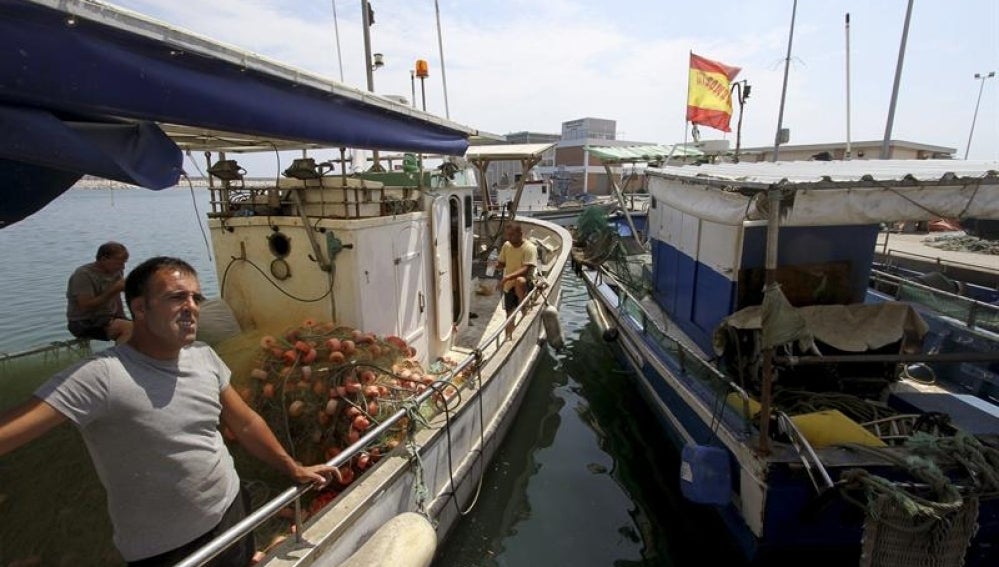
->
(2, 256), (335, 565)
(66, 241), (133, 343)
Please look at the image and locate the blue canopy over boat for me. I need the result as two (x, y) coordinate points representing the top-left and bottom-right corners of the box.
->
(0, 0), (481, 228)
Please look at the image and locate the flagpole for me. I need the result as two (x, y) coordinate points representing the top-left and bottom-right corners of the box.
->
(772, 0), (797, 163)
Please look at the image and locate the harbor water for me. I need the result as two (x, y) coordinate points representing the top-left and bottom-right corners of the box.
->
(1, 187), (746, 566)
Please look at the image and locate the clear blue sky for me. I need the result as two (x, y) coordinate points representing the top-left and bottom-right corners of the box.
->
(115, 0), (998, 168)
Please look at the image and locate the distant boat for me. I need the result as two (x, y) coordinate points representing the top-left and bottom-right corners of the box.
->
(574, 159), (999, 566)
(466, 143), (618, 227)
(0, 2), (571, 567)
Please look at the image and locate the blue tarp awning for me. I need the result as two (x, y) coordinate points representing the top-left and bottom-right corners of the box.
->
(0, 0), (478, 227)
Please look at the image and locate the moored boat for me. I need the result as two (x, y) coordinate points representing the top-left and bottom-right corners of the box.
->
(574, 159), (999, 565)
(466, 143), (619, 227)
(0, 1), (571, 565)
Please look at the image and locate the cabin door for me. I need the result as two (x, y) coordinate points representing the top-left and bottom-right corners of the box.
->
(431, 196), (454, 341)
(393, 223), (428, 359)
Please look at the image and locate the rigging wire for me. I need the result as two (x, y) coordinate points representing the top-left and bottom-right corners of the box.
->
(181, 152), (216, 263)
(331, 0), (345, 82)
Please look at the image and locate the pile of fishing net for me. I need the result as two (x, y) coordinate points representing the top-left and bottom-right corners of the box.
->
(216, 319), (465, 519)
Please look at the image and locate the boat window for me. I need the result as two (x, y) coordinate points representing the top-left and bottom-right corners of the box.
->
(268, 231), (291, 258)
(464, 195), (472, 228)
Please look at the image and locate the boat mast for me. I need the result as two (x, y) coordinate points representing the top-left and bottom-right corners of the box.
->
(880, 0), (914, 159)
(771, 0), (797, 163)
(434, 0), (450, 119)
(845, 13), (852, 160)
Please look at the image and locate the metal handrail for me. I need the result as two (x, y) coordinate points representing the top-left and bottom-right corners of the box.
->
(599, 266), (729, 387)
(877, 246), (999, 281)
(176, 260), (555, 566)
(0, 338), (91, 363)
(870, 267), (999, 330)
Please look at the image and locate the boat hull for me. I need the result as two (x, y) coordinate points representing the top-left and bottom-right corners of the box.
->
(579, 265), (999, 565)
(251, 216), (572, 566)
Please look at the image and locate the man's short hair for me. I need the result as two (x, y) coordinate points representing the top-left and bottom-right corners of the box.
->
(125, 257), (198, 309)
(96, 241), (127, 260)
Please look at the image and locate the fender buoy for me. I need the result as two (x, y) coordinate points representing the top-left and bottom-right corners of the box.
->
(586, 299), (618, 342)
(541, 304), (565, 351)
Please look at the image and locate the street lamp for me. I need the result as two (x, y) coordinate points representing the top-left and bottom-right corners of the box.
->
(730, 80), (751, 162)
(965, 71), (995, 159)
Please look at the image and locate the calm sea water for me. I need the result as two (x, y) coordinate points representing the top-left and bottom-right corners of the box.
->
(0, 186), (219, 353)
(1, 187), (745, 566)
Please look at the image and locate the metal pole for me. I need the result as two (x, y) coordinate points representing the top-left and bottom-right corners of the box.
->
(361, 0), (374, 96)
(434, 0), (450, 119)
(772, 0), (797, 162)
(965, 72), (995, 159)
(733, 82), (748, 162)
(880, 0), (913, 159)
(757, 189), (782, 455)
(420, 76), (427, 112)
(361, 0), (380, 169)
(410, 70), (416, 108)
(845, 13), (852, 159)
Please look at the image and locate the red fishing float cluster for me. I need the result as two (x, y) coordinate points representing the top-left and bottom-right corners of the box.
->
(228, 319), (464, 527)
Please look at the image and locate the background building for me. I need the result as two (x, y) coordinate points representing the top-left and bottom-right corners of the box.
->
(475, 120), (958, 204)
(738, 140), (955, 162)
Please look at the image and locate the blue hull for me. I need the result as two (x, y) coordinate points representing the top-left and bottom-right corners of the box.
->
(582, 269), (999, 566)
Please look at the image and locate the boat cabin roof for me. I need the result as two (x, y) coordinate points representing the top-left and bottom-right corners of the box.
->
(465, 143), (557, 162)
(651, 159), (999, 191)
(647, 159), (999, 226)
(586, 143), (704, 164)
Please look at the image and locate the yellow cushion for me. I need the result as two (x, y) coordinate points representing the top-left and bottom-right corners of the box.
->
(790, 409), (886, 448)
(725, 392), (762, 419)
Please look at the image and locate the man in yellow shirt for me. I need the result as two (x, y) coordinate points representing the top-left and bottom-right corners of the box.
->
(495, 222), (538, 338)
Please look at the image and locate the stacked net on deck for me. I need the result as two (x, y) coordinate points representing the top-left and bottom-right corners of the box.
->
(216, 319), (467, 524)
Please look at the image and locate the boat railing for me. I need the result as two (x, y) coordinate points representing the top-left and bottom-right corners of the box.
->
(775, 411), (835, 492)
(593, 268), (740, 411)
(177, 262), (553, 566)
(0, 338), (92, 364)
(870, 268), (999, 331)
(206, 176), (424, 221)
(877, 246), (999, 288)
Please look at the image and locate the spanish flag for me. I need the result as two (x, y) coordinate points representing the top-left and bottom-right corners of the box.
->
(686, 52), (741, 133)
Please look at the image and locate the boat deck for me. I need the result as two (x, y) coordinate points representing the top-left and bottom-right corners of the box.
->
(453, 279), (507, 352)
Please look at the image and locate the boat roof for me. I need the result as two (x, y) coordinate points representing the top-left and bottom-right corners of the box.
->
(647, 159), (999, 225)
(586, 144), (704, 164)
(465, 143), (557, 161)
(0, 0), (486, 227)
(650, 159), (999, 190)
(2, 0), (481, 152)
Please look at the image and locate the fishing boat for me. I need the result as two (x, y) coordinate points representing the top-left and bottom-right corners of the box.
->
(466, 143), (620, 227)
(573, 159), (999, 566)
(867, 234), (999, 404)
(0, 1), (571, 566)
